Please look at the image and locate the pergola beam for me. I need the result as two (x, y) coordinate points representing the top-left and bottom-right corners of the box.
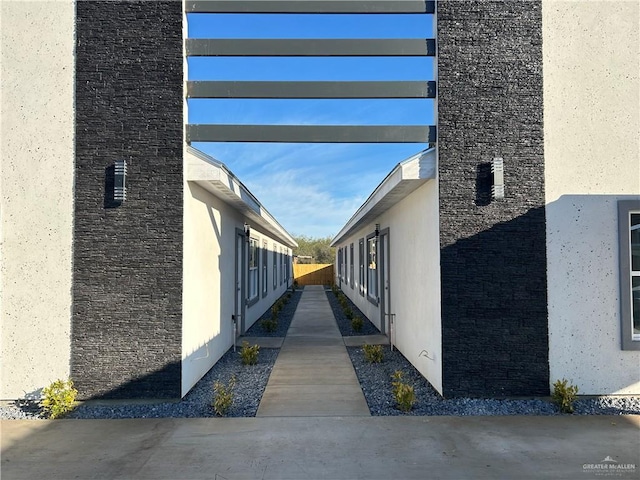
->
(187, 124), (436, 143)
(186, 38), (436, 57)
(185, 1), (435, 14)
(187, 81), (437, 99)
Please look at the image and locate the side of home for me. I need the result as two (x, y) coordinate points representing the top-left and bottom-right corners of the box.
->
(332, 0), (640, 397)
(0, 2), (296, 401)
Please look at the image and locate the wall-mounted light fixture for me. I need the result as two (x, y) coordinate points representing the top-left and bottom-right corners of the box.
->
(491, 157), (504, 200)
(375, 223), (380, 238)
(244, 222), (251, 239)
(114, 159), (127, 204)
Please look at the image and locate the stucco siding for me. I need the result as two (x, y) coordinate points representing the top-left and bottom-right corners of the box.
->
(543, 0), (640, 394)
(336, 180), (443, 394)
(387, 181), (442, 394)
(182, 181), (293, 396)
(0, 1), (75, 399)
(182, 182), (238, 397)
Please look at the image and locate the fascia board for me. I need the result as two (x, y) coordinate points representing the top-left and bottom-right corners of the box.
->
(185, 147), (298, 248)
(331, 148), (436, 246)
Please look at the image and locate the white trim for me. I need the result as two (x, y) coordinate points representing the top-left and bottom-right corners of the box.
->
(186, 146), (297, 248)
(331, 148), (436, 246)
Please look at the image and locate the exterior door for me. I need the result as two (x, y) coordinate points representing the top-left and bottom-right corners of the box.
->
(379, 229), (391, 337)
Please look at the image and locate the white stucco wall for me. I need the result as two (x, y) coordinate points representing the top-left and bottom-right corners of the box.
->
(337, 180), (443, 394)
(0, 1), (75, 399)
(543, 0), (640, 394)
(181, 181), (293, 397)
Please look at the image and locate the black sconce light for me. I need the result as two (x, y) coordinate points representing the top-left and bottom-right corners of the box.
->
(375, 223), (380, 238)
(244, 222), (251, 239)
(114, 159), (127, 204)
(491, 157), (504, 200)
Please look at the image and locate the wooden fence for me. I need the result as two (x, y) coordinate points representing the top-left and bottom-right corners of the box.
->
(293, 264), (334, 286)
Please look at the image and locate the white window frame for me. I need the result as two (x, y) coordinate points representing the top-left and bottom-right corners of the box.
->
(248, 237), (259, 304)
(350, 243), (355, 289)
(273, 242), (277, 290)
(359, 238), (365, 296)
(366, 233), (378, 304)
(280, 247), (284, 285)
(262, 240), (268, 298)
(619, 200), (640, 350)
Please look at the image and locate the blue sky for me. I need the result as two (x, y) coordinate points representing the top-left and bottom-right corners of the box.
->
(187, 13), (435, 238)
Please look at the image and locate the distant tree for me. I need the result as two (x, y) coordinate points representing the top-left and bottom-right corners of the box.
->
(293, 235), (335, 264)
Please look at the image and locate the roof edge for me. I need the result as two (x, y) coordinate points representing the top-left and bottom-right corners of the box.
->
(186, 146), (298, 248)
(331, 147), (436, 246)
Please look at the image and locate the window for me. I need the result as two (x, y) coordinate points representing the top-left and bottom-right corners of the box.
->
(285, 250), (290, 284)
(262, 240), (268, 297)
(350, 243), (354, 289)
(367, 234), (378, 303)
(359, 238), (365, 296)
(345, 247), (349, 285)
(280, 247), (284, 285)
(619, 200), (640, 350)
(273, 242), (277, 290)
(248, 237), (259, 302)
(343, 247), (347, 282)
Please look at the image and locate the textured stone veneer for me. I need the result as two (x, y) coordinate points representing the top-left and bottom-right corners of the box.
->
(438, 0), (549, 397)
(72, 1), (184, 399)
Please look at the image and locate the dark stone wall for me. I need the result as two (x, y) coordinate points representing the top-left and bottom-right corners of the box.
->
(72, 1), (183, 399)
(437, 0), (549, 397)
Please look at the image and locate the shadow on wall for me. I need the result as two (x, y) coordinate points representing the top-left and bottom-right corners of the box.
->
(475, 163), (493, 207)
(294, 264), (334, 286)
(440, 206), (550, 398)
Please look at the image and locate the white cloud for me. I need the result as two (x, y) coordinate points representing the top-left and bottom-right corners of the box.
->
(192, 142), (429, 238)
(244, 168), (366, 238)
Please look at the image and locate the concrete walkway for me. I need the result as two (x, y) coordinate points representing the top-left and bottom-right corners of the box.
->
(3, 416), (639, 479)
(257, 285), (370, 417)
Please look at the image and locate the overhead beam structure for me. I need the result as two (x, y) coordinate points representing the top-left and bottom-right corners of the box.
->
(185, 0), (437, 144)
(187, 125), (437, 143)
(186, 1), (435, 14)
(187, 81), (437, 99)
(186, 39), (436, 57)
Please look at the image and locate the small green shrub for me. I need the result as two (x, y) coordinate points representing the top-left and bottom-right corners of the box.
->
(552, 378), (579, 413)
(40, 378), (78, 419)
(363, 344), (384, 363)
(261, 317), (278, 333)
(212, 376), (236, 416)
(239, 341), (260, 365)
(344, 307), (354, 320)
(271, 304), (281, 316)
(391, 370), (416, 412)
(351, 316), (363, 332)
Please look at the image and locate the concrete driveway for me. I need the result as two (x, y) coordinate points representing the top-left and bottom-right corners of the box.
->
(2, 415), (639, 479)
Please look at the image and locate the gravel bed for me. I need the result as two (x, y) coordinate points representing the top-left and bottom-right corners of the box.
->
(244, 288), (303, 337)
(348, 346), (640, 416)
(325, 287), (381, 336)
(0, 289), (302, 420)
(4, 284), (639, 420)
(1, 348), (279, 420)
